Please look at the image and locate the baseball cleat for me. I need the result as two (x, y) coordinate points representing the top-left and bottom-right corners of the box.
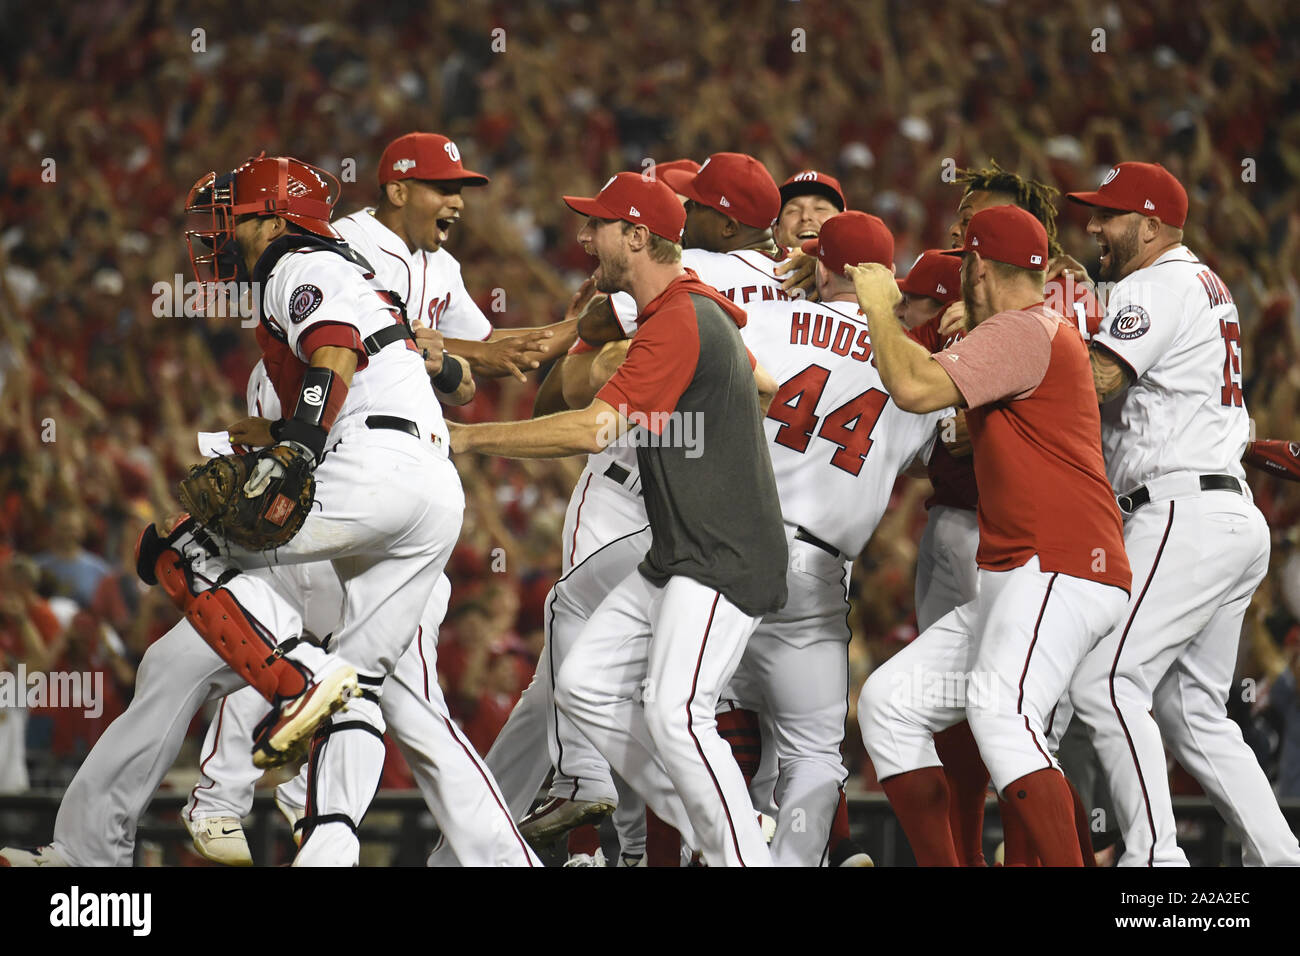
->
(617, 851), (646, 867)
(563, 848), (608, 867)
(0, 844), (71, 867)
(829, 837), (875, 867)
(518, 797), (615, 847)
(182, 814), (253, 867)
(759, 812), (777, 844)
(252, 660), (358, 769)
(274, 787), (306, 847)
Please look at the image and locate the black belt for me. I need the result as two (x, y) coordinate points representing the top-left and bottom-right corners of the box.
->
(794, 526), (841, 559)
(603, 462), (639, 493)
(1116, 474), (1242, 514)
(366, 415), (419, 439)
(361, 323), (414, 356)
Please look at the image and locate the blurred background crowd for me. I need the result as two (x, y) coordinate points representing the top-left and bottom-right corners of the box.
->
(2, 0), (1298, 820)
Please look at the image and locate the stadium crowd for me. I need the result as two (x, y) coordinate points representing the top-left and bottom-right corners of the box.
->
(2, 0), (1298, 810)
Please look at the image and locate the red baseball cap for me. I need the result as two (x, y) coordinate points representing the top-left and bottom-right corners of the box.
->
(1066, 162), (1187, 228)
(944, 205), (1049, 270)
(898, 250), (961, 304)
(563, 172), (686, 242)
(660, 152), (781, 229)
(779, 170), (846, 212)
(378, 133), (490, 187)
(800, 211), (893, 276)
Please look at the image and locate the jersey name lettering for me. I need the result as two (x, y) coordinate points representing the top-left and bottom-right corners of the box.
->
(789, 312), (872, 363)
(1196, 269), (1233, 308)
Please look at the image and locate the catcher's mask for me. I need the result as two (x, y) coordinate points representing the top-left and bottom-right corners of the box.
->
(185, 153), (341, 285)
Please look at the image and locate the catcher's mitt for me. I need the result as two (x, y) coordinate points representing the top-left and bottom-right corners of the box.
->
(177, 444), (315, 551)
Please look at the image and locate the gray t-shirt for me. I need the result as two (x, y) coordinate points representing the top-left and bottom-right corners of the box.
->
(598, 276), (787, 617)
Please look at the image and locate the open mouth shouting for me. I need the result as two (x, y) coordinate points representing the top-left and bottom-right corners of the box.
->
(435, 216), (459, 245)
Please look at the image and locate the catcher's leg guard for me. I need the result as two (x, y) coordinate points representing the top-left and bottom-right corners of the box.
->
(136, 519), (310, 705)
(188, 588), (309, 704)
(293, 690), (387, 867)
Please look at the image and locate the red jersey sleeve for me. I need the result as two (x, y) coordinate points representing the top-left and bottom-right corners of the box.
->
(596, 301), (700, 434)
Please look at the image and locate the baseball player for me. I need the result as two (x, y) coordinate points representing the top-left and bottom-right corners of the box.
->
(1065, 162), (1300, 866)
(2, 154), (464, 867)
(728, 211), (946, 865)
(854, 205), (1132, 866)
(773, 169), (846, 251)
(450, 172), (787, 866)
(349, 132), (578, 380)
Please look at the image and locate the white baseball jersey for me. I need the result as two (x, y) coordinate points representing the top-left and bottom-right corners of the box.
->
(333, 209), (493, 341)
(741, 299), (942, 556)
(262, 248), (448, 447)
(1094, 246), (1249, 493)
(682, 247), (794, 306)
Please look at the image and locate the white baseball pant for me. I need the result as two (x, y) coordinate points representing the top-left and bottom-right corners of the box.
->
(728, 531), (852, 866)
(860, 556), (1127, 792)
(556, 570), (772, 867)
(187, 573), (537, 866)
(429, 462), (649, 865)
(1070, 487), (1300, 866)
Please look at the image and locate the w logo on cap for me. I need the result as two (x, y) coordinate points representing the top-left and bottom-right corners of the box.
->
(444, 141), (461, 162)
(1102, 167), (1120, 185)
(794, 171), (819, 182)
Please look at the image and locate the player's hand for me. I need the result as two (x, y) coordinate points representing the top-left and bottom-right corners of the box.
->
(940, 410), (972, 457)
(411, 320), (447, 376)
(479, 331), (554, 382)
(1046, 254), (1092, 286)
(845, 262), (901, 315)
(226, 416), (275, 449)
(938, 299), (969, 338)
(564, 275), (604, 323)
(777, 250), (817, 300)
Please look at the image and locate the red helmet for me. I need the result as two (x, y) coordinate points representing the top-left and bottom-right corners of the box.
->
(185, 154), (340, 283)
